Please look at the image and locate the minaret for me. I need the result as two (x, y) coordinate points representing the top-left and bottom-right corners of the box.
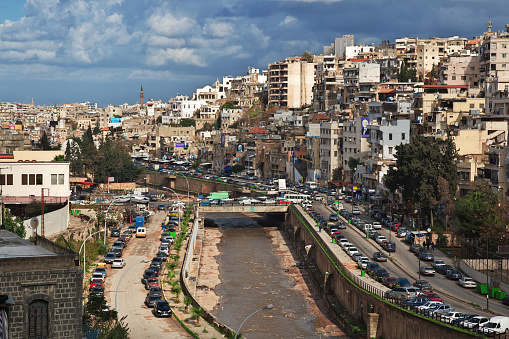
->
(140, 85), (144, 109)
(487, 18), (493, 33)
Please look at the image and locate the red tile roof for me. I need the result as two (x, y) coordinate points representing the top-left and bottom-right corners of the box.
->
(248, 127), (269, 134)
(310, 113), (329, 120)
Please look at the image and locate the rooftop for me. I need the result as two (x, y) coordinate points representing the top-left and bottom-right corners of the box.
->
(0, 230), (57, 258)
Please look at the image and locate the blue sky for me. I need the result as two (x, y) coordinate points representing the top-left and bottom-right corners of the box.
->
(0, 0), (507, 107)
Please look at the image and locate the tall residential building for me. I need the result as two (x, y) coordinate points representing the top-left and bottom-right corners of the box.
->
(268, 57), (315, 109)
(323, 34), (355, 58)
(439, 53), (481, 91)
(318, 121), (342, 182)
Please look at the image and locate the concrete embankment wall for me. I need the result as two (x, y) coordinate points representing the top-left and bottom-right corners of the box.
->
(287, 206), (478, 339)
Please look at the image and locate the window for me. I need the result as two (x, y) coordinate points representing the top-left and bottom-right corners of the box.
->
(389, 147), (393, 154)
(503, 54), (507, 58)
(452, 76), (456, 80)
(388, 133), (392, 140)
(402, 133), (406, 140)
(51, 174), (57, 185)
(461, 76), (466, 80)
(0, 174), (13, 185)
(36, 174), (43, 185)
(29, 299), (49, 339)
(22, 174), (28, 185)
(470, 103), (475, 109)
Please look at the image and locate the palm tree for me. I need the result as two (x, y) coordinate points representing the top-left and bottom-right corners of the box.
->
(184, 296), (193, 313)
(171, 285), (182, 303)
(191, 306), (204, 325)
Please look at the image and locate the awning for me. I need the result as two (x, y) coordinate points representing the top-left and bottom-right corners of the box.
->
(224, 166), (232, 170)
(378, 89), (396, 94)
(200, 162), (212, 166)
(79, 182), (93, 185)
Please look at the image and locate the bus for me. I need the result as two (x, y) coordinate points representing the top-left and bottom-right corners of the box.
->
(305, 181), (317, 189)
(283, 193), (312, 204)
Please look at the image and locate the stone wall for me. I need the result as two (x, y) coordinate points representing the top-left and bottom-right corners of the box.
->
(287, 206), (478, 339)
(0, 236), (82, 338)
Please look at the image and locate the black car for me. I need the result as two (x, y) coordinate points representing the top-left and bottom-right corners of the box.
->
(374, 268), (389, 282)
(451, 314), (479, 326)
(104, 252), (117, 264)
(148, 265), (161, 275)
(436, 265), (453, 275)
(147, 286), (163, 298)
(373, 252), (387, 262)
(336, 222), (346, 229)
(366, 262), (381, 276)
(153, 300), (172, 317)
(155, 252), (167, 261)
(144, 294), (162, 308)
(329, 213), (339, 222)
(501, 296), (509, 306)
(413, 280), (433, 292)
(90, 286), (104, 295)
(110, 229), (120, 237)
(142, 269), (159, 284)
(151, 257), (163, 268)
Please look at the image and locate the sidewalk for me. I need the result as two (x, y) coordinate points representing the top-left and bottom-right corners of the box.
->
(162, 218), (224, 339)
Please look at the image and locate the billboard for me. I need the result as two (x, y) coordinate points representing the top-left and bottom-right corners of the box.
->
(175, 143), (188, 147)
(236, 144), (244, 153)
(278, 179), (287, 190)
(361, 117), (370, 138)
(108, 117), (122, 128)
(221, 134), (225, 149)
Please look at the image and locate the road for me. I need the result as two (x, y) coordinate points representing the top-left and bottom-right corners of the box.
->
(104, 211), (191, 338)
(312, 198), (509, 317)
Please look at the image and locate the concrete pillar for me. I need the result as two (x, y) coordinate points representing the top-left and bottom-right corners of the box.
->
(366, 313), (379, 339)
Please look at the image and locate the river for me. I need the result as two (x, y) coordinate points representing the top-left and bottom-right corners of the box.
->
(200, 212), (344, 338)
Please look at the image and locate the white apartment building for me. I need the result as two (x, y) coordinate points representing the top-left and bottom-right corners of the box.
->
(323, 34), (354, 58)
(345, 45), (376, 60)
(367, 118), (410, 161)
(319, 121), (342, 182)
(342, 118), (370, 170)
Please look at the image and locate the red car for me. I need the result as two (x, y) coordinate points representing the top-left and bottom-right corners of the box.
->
(90, 279), (103, 289)
(382, 276), (399, 288)
(419, 291), (443, 302)
(145, 277), (160, 290)
(279, 199), (291, 205)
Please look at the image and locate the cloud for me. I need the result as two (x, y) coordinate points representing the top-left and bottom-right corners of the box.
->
(146, 12), (197, 37)
(146, 48), (206, 67)
(280, 16), (296, 26)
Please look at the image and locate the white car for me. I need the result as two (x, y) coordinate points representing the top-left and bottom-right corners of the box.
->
(463, 316), (490, 329)
(264, 199), (277, 204)
(91, 273), (105, 282)
(415, 301), (443, 311)
(357, 257), (370, 270)
(347, 247), (360, 257)
(458, 277), (477, 288)
(372, 222), (382, 229)
(343, 244), (354, 252)
(441, 312), (465, 324)
(339, 240), (351, 249)
(112, 258), (126, 268)
(159, 245), (170, 256)
(375, 235), (387, 244)
(352, 208), (361, 215)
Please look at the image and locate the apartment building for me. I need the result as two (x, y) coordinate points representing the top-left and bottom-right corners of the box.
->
(439, 53), (481, 90)
(268, 57), (315, 109)
(342, 118), (369, 171)
(319, 121), (342, 183)
(323, 34), (354, 58)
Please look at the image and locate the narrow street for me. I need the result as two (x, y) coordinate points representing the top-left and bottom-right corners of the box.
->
(104, 211), (191, 338)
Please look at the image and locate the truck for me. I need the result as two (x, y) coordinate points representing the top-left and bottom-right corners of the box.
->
(200, 200), (210, 206)
(482, 316), (509, 334)
(208, 191), (229, 200)
(136, 216), (144, 228)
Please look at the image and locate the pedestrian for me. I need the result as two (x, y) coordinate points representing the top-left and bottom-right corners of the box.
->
(431, 242), (435, 251)
(426, 242), (430, 251)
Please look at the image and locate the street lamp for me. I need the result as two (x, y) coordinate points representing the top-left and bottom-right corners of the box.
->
(115, 259), (149, 311)
(79, 229), (105, 276)
(234, 304), (273, 339)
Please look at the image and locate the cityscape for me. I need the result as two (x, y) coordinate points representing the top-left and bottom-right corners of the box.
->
(2, 1), (509, 338)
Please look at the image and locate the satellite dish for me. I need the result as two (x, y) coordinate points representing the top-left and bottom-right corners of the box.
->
(30, 217), (39, 230)
(427, 228), (431, 233)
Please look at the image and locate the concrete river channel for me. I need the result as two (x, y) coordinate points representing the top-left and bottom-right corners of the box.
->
(199, 212), (344, 339)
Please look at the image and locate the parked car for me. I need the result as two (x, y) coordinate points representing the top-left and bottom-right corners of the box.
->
(357, 257), (370, 270)
(458, 277), (477, 288)
(481, 316), (509, 334)
(366, 263), (381, 276)
(385, 287), (420, 301)
(347, 246), (360, 257)
(141, 269), (159, 284)
(396, 228), (408, 238)
(397, 278), (411, 287)
(156, 252), (168, 261)
(112, 258), (126, 268)
(415, 301), (444, 312)
(420, 265), (435, 276)
(352, 207), (360, 215)
(431, 259), (445, 268)
(463, 316), (490, 329)
(104, 252), (117, 264)
(373, 252), (387, 262)
(419, 252), (434, 261)
(419, 291), (443, 302)
(413, 280), (433, 292)
(501, 296), (509, 306)
(435, 264), (453, 275)
(147, 286), (163, 298)
(153, 300), (172, 318)
(90, 286), (104, 295)
(90, 279), (103, 289)
(110, 228), (120, 237)
(94, 267), (107, 279)
(336, 221), (346, 229)
(144, 294), (162, 308)
(452, 314), (479, 326)
(375, 235), (387, 244)
(441, 312), (465, 324)
(427, 304), (454, 315)
(402, 296), (430, 309)
(382, 277), (399, 289)
(329, 213), (339, 221)
(91, 273), (105, 282)
(372, 222), (382, 229)
(145, 277), (160, 290)
(446, 269), (462, 280)
(373, 268), (390, 282)
(381, 241), (396, 252)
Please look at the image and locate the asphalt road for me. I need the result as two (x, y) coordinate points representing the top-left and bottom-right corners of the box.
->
(312, 199), (509, 317)
(104, 211), (191, 338)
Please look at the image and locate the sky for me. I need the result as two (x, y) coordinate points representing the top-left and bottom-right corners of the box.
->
(0, 0), (508, 107)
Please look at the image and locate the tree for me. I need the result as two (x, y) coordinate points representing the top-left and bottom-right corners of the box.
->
(300, 51), (314, 63)
(52, 155), (66, 162)
(171, 284), (181, 303)
(455, 181), (508, 241)
(156, 115), (162, 124)
(93, 126), (101, 135)
(190, 306), (204, 325)
(40, 131), (51, 150)
(231, 164), (245, 173)
(347, 157), (360, 182)
(184, 296), (193, 313)
(332, 167), (343, 181)
(220, 101), (236, 110)
(3, 208), (26, 238)
(384, 136), (458, 221)
(179, 118), (196, 127)
(83, 294), (129, 338)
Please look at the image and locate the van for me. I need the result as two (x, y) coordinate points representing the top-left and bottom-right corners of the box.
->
(482, 316), (509, 334)
(363, 223), (374, 233)
(136, 227), (147, 238)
